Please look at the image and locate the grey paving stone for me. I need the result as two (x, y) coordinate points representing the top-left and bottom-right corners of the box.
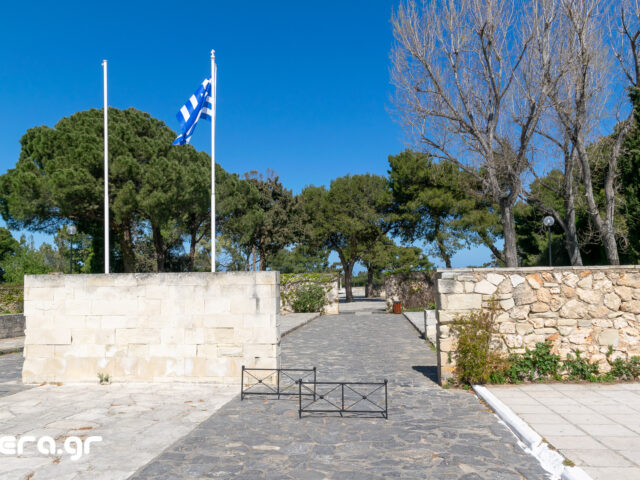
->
(131, 314), (546, 479)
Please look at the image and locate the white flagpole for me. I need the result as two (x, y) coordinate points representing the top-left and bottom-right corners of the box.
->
(211, 50), (217, 273)
(102, 59), (109, 274)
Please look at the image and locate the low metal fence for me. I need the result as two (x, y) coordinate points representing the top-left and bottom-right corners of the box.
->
(241, 366), (317, 400)
(298, 380), (388, 419)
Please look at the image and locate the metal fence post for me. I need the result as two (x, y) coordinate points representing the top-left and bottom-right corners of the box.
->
(298, 380), (302, 419)
(241, 365), (245, 401)
(313, 367), (317, 401)
(384, 379), (388, 419)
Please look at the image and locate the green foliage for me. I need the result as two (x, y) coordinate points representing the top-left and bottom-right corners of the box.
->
(0, 285), (24, 313)
(504, 342), (561, 382)
(564, 350), (600, 382)
(456, 341), (640, 385)
(0, 107), (237, 273)
(290, 284), (326, 313)
(451, 305), (507, 385)
(606, 356), (640, 381)
(300, 174), (393, 301)
(219, 171), (302, 271)
(267, 244), (329, 274)
(619, 87), (640, 263)
(1, 236), (53, 283)
(388, 151), (501, 267)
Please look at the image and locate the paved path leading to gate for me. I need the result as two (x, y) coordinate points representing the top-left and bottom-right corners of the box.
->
(131, 314), (547, 479)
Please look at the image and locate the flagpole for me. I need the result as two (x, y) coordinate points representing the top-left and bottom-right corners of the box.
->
(210, 50), (217, 273)
(102, 59), (110, 274)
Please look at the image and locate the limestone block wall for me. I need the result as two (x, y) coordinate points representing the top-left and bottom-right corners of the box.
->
(0, 314), (25, 339)
(435, 266), (640, 384)
(22, 272), (280, 384)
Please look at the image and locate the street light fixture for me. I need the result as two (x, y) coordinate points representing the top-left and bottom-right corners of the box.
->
(543, 216), (555, 266)
(66, 224), (77, 274)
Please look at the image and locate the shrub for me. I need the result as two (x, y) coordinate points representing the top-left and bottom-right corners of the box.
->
(451, 305), (507, 385)
(505, 342), (561, 383)
(290, 284), (326, 313)
(564, 350), (599, 382)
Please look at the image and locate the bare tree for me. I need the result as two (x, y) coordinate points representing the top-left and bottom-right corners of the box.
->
(392, 0), (559, 267)
(527, 0), (609, 266)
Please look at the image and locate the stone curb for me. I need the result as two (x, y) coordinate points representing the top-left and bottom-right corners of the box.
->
(280, 313), (322, 338)
(0, 346), (23, 355)
(402, 312), (424, 337)
(473, 385), (592, 480)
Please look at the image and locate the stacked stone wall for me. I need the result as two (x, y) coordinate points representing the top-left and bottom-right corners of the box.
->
(436, 266), (640, 383)
(22, 272), (280, 384)
(385, 272), (435, 312)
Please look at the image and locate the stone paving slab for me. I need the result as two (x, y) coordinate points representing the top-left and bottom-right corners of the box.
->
(0, 352), (31, 398)
(0, 336), (24, 355)
(131, 314), (547, 479)
(0, 382), (237, 480)
(489, 383), (640, 480)
(280, 313), (321, 337)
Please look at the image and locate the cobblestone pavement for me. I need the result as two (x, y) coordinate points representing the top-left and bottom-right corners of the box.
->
(0, 352), (31, 398)
(132, 314), (547, 479)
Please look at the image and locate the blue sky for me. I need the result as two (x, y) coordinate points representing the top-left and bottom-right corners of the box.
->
(0, 0), (491, 268)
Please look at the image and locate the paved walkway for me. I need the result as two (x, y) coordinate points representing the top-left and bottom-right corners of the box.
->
(280, 313), (321, 337)
(489, 383), (640, 480)
(0, 380), (236, 480)
(0, 352), (30, 398)
(131, 314), (546, 479)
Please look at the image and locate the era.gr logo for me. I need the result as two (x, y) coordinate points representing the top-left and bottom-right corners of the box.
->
(0, 435), (102, 461)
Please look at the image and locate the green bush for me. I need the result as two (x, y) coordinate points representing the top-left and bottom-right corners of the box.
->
(505, 342), (561, 383)
(564, 350), (600, 382)
(290, 284), (326, 313)
(451, 305), (507, 385)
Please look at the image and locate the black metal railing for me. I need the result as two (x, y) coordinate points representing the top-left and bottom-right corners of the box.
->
(241, 366), (317, 400)
(298, 380), (388, 419)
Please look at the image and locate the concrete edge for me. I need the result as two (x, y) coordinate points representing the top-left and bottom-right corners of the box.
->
(280, 313), (322, 338)
(473, 385), (593, 480)
(402, 312), (424, 336)
(0, 346), (23, 355)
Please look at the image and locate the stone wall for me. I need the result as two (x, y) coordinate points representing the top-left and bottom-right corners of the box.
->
(385, 272), (435, 312)
(23, 272), (280, 384)
(280, 273), (339, 315)
(436, 266), (640, 384)
(0, 314), (25, 339)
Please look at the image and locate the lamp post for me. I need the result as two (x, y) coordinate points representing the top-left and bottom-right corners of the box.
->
(66, 224), (77, 274)
(543, 216), (555, 267)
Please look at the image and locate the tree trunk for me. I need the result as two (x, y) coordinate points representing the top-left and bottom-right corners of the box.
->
(188, 229), (197, 272)
(499, 199), (519, 267)
(151, 224), (166, 272)
(117, 223), (135, 273)
(434, 220), (452, 268)
(576, 139), (620, 265)
(563, 149), (583, 266)
(344, 261), (355, 302)
(365, 267), (374, 298)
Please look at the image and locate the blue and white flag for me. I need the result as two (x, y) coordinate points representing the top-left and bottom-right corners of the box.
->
(172, 77), (213, 145)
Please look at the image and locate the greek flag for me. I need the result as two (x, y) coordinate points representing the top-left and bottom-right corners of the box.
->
(172, 78), (213, 145)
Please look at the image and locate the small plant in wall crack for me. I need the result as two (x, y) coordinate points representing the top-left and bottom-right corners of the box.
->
(97, 372), (111, 385)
